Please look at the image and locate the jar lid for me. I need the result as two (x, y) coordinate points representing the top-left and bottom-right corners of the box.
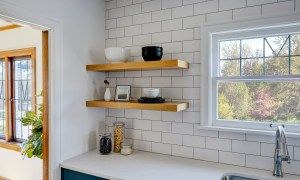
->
(100, 132), (111, 137)
(121, 143), (132, 148)
(113, 121), (125, 126)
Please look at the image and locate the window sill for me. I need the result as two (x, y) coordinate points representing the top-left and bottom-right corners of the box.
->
(0, 139), (21, 152)
(196, 126), (300, 138)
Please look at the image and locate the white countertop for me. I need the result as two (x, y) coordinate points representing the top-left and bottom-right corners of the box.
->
(61, 150), (299, 180)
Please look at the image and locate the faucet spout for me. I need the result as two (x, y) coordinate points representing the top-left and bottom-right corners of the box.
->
(273, 125), (290, 177)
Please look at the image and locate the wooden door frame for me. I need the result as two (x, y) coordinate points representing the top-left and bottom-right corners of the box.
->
(42, 31), (49, 180)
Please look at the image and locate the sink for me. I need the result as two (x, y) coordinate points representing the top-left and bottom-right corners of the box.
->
(221, 174), (258, 180)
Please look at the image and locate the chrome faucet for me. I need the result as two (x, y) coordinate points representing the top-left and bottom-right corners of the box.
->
(272, 125), (291, 177)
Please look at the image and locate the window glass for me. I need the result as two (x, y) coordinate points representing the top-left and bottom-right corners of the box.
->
(0, 59), (5, 137)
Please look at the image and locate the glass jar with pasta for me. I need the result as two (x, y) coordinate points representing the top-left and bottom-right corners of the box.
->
(113, 121), (125, 153)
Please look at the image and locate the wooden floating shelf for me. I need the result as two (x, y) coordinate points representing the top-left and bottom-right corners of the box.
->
(86, 100), (189, 112)
(86, 59), (188, 72)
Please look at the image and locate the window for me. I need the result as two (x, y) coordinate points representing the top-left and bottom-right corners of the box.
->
(0, 48), (36, 142)
(201, 15), (300, 133)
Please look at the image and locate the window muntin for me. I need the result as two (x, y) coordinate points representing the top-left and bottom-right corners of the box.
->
(212, 25), (300, 131)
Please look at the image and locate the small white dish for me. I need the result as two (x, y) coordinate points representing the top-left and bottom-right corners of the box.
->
(143, 88), (159, 98)
(105, 47), (129, 63)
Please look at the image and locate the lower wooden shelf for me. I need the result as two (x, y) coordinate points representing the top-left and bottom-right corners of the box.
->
(86, 100), (188, 112)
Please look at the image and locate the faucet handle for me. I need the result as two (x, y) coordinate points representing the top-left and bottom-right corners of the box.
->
(270, 124), (285, 128)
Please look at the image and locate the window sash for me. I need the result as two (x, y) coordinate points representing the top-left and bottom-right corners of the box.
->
(210, 22), (300, 133)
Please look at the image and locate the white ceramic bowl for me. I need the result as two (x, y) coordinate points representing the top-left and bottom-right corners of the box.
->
(143, 88), (160, 98)
(105, 47), (129, 63)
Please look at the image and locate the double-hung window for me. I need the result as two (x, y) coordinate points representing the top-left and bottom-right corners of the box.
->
(202, 15), (300, 133)
(0, 48), (36, 142)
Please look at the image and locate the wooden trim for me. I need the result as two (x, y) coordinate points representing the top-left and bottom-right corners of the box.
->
(86, 100), (189, 112)
(0, 140), (21, 152)
(0, 24), (21, 32)
(4, 57), (11, 141)
(31, 48), (37, 112)
(0, 48), (35, 59)
(86, 59), (189, 72)
(42, 31), (49, 180)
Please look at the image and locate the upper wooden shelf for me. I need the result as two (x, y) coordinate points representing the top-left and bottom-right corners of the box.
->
(86, 59), (188, 72)
(86, 100), (188, 112)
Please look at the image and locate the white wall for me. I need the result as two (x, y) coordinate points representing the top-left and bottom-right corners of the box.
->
(0, 26), (43, 180)
(0, 0), (106, 180)
(104, 0), (300, 176)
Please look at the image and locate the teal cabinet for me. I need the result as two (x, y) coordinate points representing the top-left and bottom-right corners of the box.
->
(61, 168), (108, 180)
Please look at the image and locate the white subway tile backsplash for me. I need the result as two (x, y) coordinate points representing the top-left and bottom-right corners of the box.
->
(133, 13), (151, 25)
(106, 19), (117, 29)
(194, 0), (218, 15)
(152, 121), (172, 132)
(206, 137), (231, 151)
(109, 7), (125, 19)
(183, 0), (206, 5)
(162, 42), (182, 53)
(233, 6), (262, 20)
(182, 15), (205, 29)
(219, 0), (246, 11)
(172, 145), (193, 158)
(117, 0), (132, 7)
(162, 133), (183, 145)
(142, 110), (161, 120)
(125, 25), (142, 36)
(232, 140), (260, 155)
(262, 0), (294, 16)
(172, 29), (194, 42)
(142, 130), (162, 142)
(162, 19), (182, 32)
(219, 151), (245, 166)
(172, 76), (193, 88)
(109, 27), (125, 38)
(152, 32), (172, 44)
(162, 0), (182, 9)
(117, 16), (133, 27)
(172, 122), (194, 135)
(183, 135), (205, 148)
(133, 139), (152, 151)
(247, 0), (277, 6)
(126, 129), (142, 139)
(106, 0), (117, 10)
(142, 0), (162, 12)
(183, 40), (201, 52)
(246, 155), (273, 171)
(105, 0), (300, 173)
(183, 111), (200, 123)
(183, 88), (200, 99)
(152, 77), (172, 87)
(117, 36), (133, 47)
(194, 148), (219, 162)
(142, 70), (162, 77)
(133, 34), (151, 45)
(152, 9), (172, 22)
(133, 119), (152, 130)
(172, 5), (194, 19)
(162, 88), (183, 99)
(125, 4), (142, 16)
(142, 22), (162, 34)
(152, 142), (172, 155)
(206, 10), (233, 24)
(162, 111), (183, 122)
(133, 77), (152, 87)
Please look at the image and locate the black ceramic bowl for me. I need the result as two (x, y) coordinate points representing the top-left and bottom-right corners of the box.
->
(142, 46), (163, 61)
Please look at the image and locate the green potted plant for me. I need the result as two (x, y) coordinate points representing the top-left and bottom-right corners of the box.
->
(21, 92), (43, 159)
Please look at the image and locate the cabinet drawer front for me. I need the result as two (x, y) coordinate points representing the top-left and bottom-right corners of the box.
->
(61, 168), (108, 180)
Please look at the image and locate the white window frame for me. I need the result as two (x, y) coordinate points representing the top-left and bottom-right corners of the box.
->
(201, 13), (300, 133)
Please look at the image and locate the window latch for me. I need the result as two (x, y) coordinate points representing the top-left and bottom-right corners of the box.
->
(10, 98), (13, 102)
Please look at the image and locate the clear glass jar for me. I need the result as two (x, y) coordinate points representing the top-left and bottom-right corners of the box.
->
(99, 133), (112, 155)
(113, 121), (125, 153)
(121, 143), (133, 155)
